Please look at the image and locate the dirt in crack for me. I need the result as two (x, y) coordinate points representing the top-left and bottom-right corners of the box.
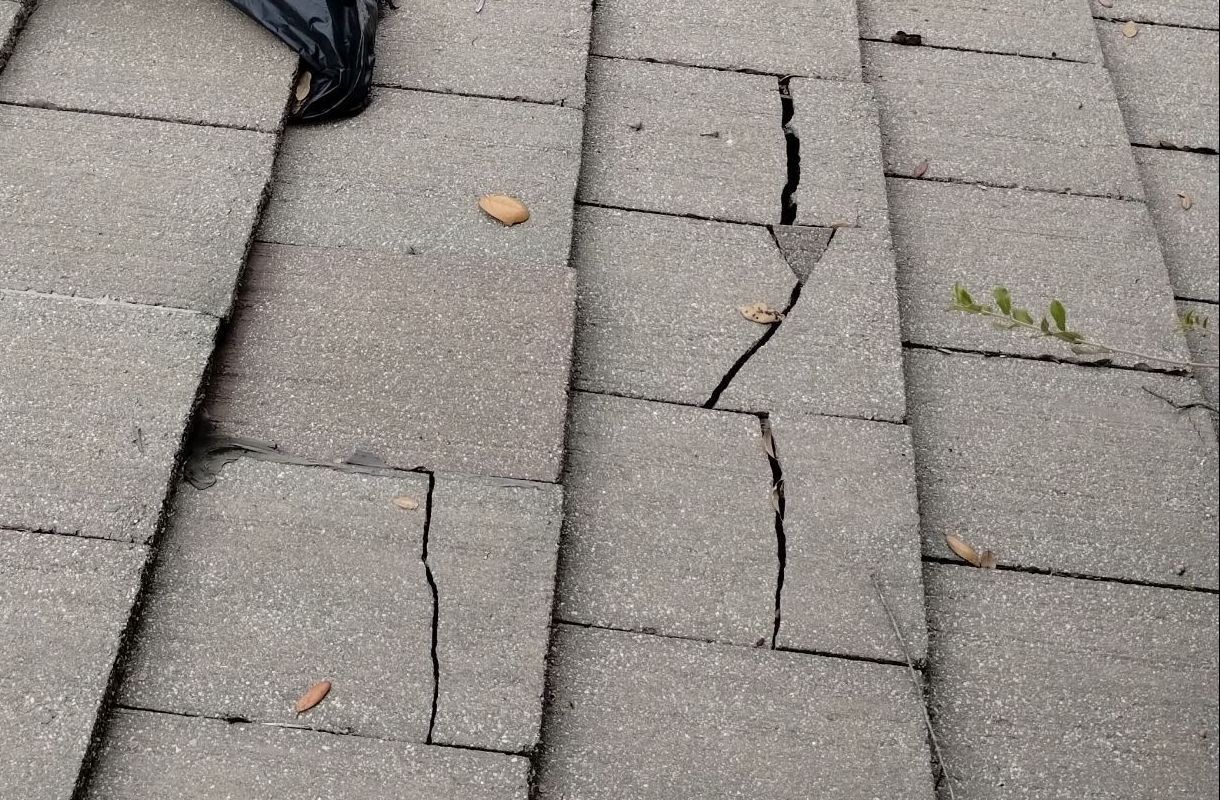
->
(420, 473), (441, 742)
(778, 76), (800, 225)
(760, 415), (787, 648)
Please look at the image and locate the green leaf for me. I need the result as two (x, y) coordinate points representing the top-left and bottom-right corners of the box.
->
(1053, 330), (1084, 344)
(1049, 299), (1067, 331)
(992, 287), (1012, 315)
(1012, 308), (1034, 326)
(1040, 317), (1052, 335)
(959, 286), (976, 308)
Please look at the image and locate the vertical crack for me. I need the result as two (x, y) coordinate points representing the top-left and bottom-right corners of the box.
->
(759, 414), (787, 648)
(421, 472), (441, 743)
(778, 76), (800, 225)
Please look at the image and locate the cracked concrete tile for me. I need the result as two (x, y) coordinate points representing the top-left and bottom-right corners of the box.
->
(579, 57), (785, 225)
(0, 0), (295, 130)
(1, 531), (144, 800)
(1097, 21), (1219, 151)
(863, 42), (1142, 199)
(926, 564), (1220, 799)
(556, 393), (777, 647)
(571, 205), (794, 405)
(771, 414), (926, 664)
(907, 350), (1220, 588)
(260, 88), (582, 267)
(1179, 300), (1219, 415)
(860, 0), (1101, 62)
(120, 459), (434, 740)
(789, 78), (890, 230)
(716, 228), (907, 422)
(891, 178), (1192, 367)
(86, 709), (531, 800)
(0, 292), (215, 542)
(1135, 149), (1219, 302)
(535, 625), (935, 800)
(770, 224), (833, 283)
(592, 0), (860, 80)
(206, 243), (574, 483)
(430, 474), (563, 753)
(0, 2), (21, 67)
(376, 0), (590, 106)
(0, 105), (276, 315)
(1090, 0), (1219, 28)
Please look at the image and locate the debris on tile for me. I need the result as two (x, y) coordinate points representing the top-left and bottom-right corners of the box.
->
(392, 496), (420, 511)
(912, 159), (929, 178)
(739, 302), (783, 324)
(944, 532), (993, 568)
(294, 680), (332, 715)
(891, 31), (923, 46)
(1121, 20), (1139, 37)
(1177, 191), (1193, 210)
(479, 194), (531, 226)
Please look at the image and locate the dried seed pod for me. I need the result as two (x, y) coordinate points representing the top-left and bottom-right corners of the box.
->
(295, 680), (332, 714)
(478, 194), (530, 225)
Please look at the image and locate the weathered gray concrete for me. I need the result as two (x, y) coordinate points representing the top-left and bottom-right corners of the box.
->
(771, 414), (926, 664)
(375, 0), (591, 107)
(859, 0), (1102, 62)
(0, 105), (276, 315)
(579, 57), (785, 225)
(1097, 21), (1220, 151)
(571, 205), (794, 405)
(1179, 300), (1220, 414)
(0, 1), (21, 67)
(0, 530), (145, 800)
(0, 292), (215, 542)
(771, 224), (833, 283)
(430, 474), (564, 753)
(0, 0), (294, 130)
(789, 78), (890, 230)
(925, 564), (1220, 799)
(535, 625), (936, 799)
(206, 243), (574, 483)
(1134, 149), (1219, 303)
(907, 350), (1219, 588)
(863, 42), (1143, 199)
(556, 393), (777, 647)
(86, 709), (531, 800)
(260, 87), (583, 267)
(716, 227), (908, 423)
(1091, 0), (1219, 34)
(890, 178), (1192, 367)
(592, 0), (861, 80)
(120, 459), (434, 740)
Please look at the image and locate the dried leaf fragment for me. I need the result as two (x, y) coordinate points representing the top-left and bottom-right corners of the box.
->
(912, 160), (929, 179)
(294, 680), (332, 714)
(978, 550), (998, 569)
(1177, 191), (1193, 210)
(739, 302), (783, 324)
(1121, 20), (1138, 37)
(890, 31), (923, 46)
(761, 427), (776, 458)
(292, 70), (312, 114)
(944, 533), (982, 567)
(392, 495), (419, 511)
(478, 194), (530, 226)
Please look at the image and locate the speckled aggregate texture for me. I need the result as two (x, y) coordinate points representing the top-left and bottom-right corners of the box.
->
(863, 42), (1143, 199)
(1179, 300), (1220, 415)
(0, 292), (215, 542)
(0, 105), (276, 315)
(770, 224), (833, 283)
(1097, 21), (1220, 151)
(429, 474), (564, 753)
(579, 57), (785, 224)
(1134, 149), (1219, 302)
(535, 625), (936, 800)
(591, 0), (861, 80)
(571, 205), (795, 405)
(0, 531), (145, 800)
(259, 87), (582, 266)
(556, 393), (777, 646)
(0, 0), (295, 130)
(890, 177), (1191, 366)
(925, 564), (1220, 799)
(85, 709), (531, 800)
(771, 413), (926, 663)
(206, 243), (575, 482)
(119, 459), (435, 740)
(1089, 0), (1219, 27)
(376, 0), (591, 106)
(907, 350), (1220, 588)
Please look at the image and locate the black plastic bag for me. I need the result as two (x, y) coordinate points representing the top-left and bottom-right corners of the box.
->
(226, 0), (380, 121)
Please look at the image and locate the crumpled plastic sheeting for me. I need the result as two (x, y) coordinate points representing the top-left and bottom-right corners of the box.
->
(226, 0), (380, 121)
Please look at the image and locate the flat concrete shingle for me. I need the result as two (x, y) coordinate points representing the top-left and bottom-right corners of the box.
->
(771, 414), (926, 664)
(592, 0), (861, 80)
(120, 459), (434, 740)
(1179, 300), (1219, 414)
(430, 475), (564, 753)
(1135, 149), (1219, 302)
(376, 0), (590, 106)
(907, 350), (1220, 588)
(556, 393), (777, 647)
(0, 292), (215, 542)
(1097, 21), (1220, 151)
(716, 227), (907, 422)
(86, 709), (531, 800)
(579, 57), (785, 225)
(0, 0), (295, 130)
(571, 205), (795, 406)
(206, 243), (574, 483)
(0, 531), (144, 800)
(863, 42), (1142, 199)
(260, 88), (582, 267)
(535, 625), (936, 800)
(1090, 0), (1219, 33)
(0, 105), (276, 315)
(925, 565), (1220, 799)
(890, 178), (1191, 367)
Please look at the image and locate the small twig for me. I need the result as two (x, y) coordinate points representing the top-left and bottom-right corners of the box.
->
(870, 573), (957, 800)
(1141, 385), (1219, 414)
(475, 0), (485, 11)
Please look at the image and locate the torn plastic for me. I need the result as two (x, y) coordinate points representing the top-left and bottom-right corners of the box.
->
(226, 0), (380, 121)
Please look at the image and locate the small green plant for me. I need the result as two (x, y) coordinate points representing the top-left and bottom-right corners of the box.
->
(948, 284), (1217, 371)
